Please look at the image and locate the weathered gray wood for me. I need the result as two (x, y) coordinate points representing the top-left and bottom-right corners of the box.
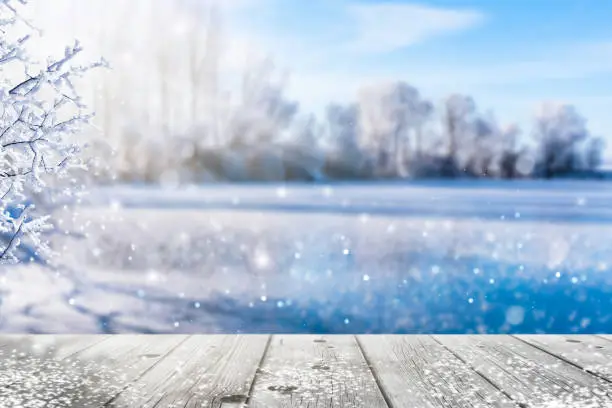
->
(0, 334), (109, 360)
(0, 335), (112, 407)
(249, 335), (389, 408)
(49, 334), (188, 407)
(2, 335), (612, 408)
(517, 335), (612, 382)
(0, 334), (184, 407)
(435, 335), (612, 407)
(110, 334), (269, 408)
(358, 335), (516, 407)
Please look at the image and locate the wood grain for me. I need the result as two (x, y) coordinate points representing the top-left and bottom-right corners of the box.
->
(358, 335), (517, 407)
(110, 334), (270, 408)
(249, 335), (389, 408)
(516, 335), (612, 382)
(0, 334), (109, 360)
(435, 335), (612, 407)
(2, 335), (611, 408)
(0, 334), (185, 407)
(58, 334), (187, 407)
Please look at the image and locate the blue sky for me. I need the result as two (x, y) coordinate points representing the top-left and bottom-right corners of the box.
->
(224, 0), (612, 156)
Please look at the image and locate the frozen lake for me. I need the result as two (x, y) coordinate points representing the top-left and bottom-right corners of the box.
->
(1, 180), (611, 333)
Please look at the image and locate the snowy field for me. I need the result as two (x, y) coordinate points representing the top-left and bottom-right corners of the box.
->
(1, 180), (612, 334)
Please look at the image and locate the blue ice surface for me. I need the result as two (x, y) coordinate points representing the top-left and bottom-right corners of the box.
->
(81, 180), (612, 334)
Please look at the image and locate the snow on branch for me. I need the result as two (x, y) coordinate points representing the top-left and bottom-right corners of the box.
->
(0, 0), (104, 264)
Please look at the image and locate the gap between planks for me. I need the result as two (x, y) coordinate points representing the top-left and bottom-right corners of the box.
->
(103, 335), (194, 406)
(431, 335), (525, 407)
(513, 334), (612, 384)
(243, 334), (273, 407)
(121, 334), (612, 408)
(434, 335), (612, 407)
(355, 335), (395, 408)
(248, 335), (389, 408)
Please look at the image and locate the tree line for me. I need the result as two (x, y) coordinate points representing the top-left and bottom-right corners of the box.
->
(95, 67), (605, 183)
(77, 1), (605, 184)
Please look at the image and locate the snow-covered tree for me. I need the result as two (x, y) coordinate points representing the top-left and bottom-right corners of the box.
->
(229, 58), (299, 147)
(323, 103), (365, 178)
(281, 114), (325, 180)
(584, 137), (605, 171)
(0, 0), (102, 264)
(442, 94), (477, 173)
(463, 114), (499, 176)
(358, 81), (436, 176)
(498, 124), (526, 178)
(413, 98), (434, 160)
(325, 103), (359, 152)
(532, 103), (593, 178)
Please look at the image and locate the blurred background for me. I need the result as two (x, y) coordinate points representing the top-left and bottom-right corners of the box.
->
(23, 0), (610, 185)
(2, 0), (611, 335)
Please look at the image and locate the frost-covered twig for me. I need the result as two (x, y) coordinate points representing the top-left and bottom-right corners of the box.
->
(0, 0), (103, 264)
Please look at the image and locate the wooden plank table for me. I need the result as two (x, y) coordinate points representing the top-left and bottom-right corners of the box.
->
(0, 335), (611, 407)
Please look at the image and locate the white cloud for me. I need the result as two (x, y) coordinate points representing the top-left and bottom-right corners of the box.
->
(347, 3), (485, 54)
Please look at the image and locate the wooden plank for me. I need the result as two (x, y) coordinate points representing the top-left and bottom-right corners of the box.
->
(517, 335), (612, 382)
(435, 335), (612, 407)
(0, 334), (109, 360)
(2, 334), (612, 408)
(358, 335), (516, 408)
(110, 334), (270, 408)
(0, 335), (113, 407)
(249, 335), (389, 408)
(41, 334), (188, 407)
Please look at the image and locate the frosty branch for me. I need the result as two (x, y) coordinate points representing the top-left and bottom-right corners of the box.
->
(0, 0), (103, 264)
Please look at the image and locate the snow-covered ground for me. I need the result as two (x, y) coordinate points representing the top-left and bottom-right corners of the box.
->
(1, 180), (611, 333)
